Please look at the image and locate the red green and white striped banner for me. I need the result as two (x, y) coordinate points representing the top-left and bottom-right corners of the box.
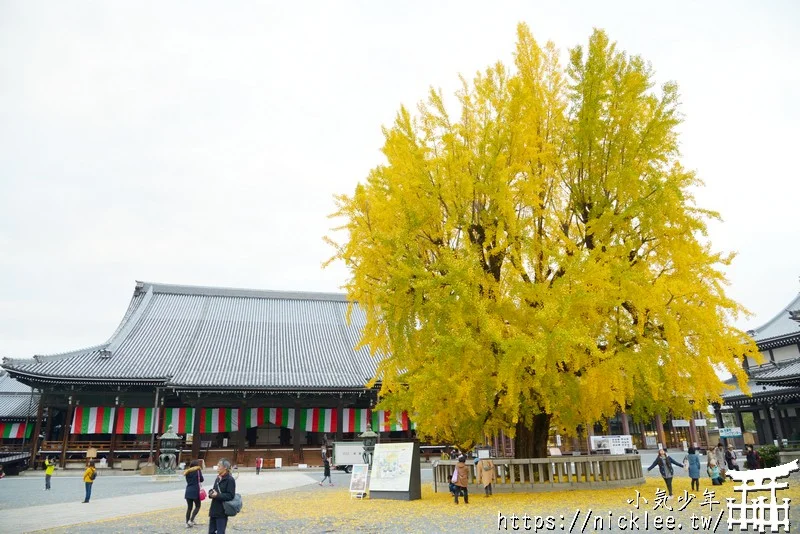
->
(115, 407), (155, 434)
(162, 408), (194, 434)
(267, 408), (295, 429)
(298, 408), (337, 433)
(371, 410), (409, 432)
(243, 408), (267, 429)
(0, 422), (31, 438)
(199, 408), (240, 433)
(71, 406), (116, 434)
(342, 408), (369, 433)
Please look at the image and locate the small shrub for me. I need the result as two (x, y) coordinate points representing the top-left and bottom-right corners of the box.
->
(757, 445), (780, 468)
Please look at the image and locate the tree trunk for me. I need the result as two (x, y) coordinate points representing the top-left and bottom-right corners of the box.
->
(515, 413), (551, 459)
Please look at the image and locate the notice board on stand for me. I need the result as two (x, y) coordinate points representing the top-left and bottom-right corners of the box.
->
(368, 442), (421, 501)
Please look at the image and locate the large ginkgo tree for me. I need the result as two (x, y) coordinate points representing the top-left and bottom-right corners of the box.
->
(326, 23), (758, 457)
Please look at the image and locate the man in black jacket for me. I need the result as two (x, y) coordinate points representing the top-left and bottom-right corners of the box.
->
(208, 459), (236, 534)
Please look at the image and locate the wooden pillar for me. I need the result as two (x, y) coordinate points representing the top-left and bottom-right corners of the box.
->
(291, 403), (302, 463)
(620, 412), (630, 436)
(191, 404), (202, 460)
(335, 401), (343, 441)
(654, 414), (666, 449)
(688, 411), (698, 447)
(702, 419), (710, 449)
(735, 410), (745, 435)
(43, 407), (54, 442)
(29, 400), (45, 465)
(714, 404), (727, 447)
(108, 406), (120, 468)
(769, 404), (785, 444)
(147, 388), (160, 463)
(60, 402), (75, 468)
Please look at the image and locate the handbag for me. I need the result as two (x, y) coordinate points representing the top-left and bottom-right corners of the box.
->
(198, 471), (206, 501)
(451, 468), (458, 483)
(222, 493), (243, 517)
(482, 461), (493, 472)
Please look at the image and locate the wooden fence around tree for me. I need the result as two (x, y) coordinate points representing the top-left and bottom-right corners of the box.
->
(433, 455), (644, 493)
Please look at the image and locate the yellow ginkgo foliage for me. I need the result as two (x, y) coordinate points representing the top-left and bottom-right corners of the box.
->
(326, 24), (759, 457)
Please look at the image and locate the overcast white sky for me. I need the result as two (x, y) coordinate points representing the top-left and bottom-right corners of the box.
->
(1, 1), (798, 359)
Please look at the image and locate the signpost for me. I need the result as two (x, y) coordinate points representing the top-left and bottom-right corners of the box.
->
(349, 464), (369, 499)
(719, 427), (743, 438)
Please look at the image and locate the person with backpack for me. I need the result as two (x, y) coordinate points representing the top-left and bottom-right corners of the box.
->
(476, 456), (496, 497)
(44, 456), (56, 490)
(184, 459), (204, 528)
(647, 448), (683, 497)
(82, 460), (97, 503)
(208, 458), (236, 534)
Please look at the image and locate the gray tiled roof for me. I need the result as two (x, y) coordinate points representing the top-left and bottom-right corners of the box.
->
(0, 372), (37, 420)
(752, 357), (800, 384)
(747, 292), (800, 346)
(721, 375), (798, 405)
(2, 281), (382, 390)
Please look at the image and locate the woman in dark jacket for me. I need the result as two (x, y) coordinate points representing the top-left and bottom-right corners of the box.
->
(647, 448), (683, 497)
(208, 459), (236, 534)
(184, 459), (204, 528)
(745, 445), (761, 470)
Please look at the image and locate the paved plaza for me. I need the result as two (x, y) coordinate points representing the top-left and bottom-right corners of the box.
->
(2, 461), (798, 533)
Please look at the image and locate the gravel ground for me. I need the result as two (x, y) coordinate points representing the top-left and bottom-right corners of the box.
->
(39, 472), (800, 533)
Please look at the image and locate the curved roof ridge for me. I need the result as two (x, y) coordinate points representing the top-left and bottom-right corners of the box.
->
(138, 280), (349, 302)
(747, 291), (800, 343)
(2, 344), (106, 368)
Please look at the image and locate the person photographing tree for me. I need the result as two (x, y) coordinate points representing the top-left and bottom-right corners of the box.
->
(208, 459), (236, 534)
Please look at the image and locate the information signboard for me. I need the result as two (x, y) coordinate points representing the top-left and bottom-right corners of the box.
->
(368, 442), (421, 501)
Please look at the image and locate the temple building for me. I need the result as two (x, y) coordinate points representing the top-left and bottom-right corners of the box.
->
(5, 279), (749, 470)
(1, 281), (415, 469)
(719, 292), (800, 446)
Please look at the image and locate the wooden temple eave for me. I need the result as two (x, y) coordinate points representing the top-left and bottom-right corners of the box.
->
(722, 390), (800, 407)
(3, 370), (168, 389)
(755, 332), (800, 351)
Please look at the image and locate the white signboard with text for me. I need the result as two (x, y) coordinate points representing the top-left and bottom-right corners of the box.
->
(590, 435), (634, 455)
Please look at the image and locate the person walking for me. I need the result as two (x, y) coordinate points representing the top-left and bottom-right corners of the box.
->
(707, 458), (725, 485)
(319, 456), (333, 486)
(476, 456), (496, 497)
(81, 460), (97, 503)
(183, 459), (204, 528)
(44, 456), (56, 490)
(726, 444), (739, 471)
(453, 455), (469, 504)
(713, 443), (727, 477)
(745, 445), (761, 470)
(255, 457), (263, 475)
(647, 448), (683, 497)
(208, 459), (236, 534)
(685, 447), (701, 491)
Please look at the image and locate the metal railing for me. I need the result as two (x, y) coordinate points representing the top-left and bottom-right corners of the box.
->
(433, 455), (644, 493)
